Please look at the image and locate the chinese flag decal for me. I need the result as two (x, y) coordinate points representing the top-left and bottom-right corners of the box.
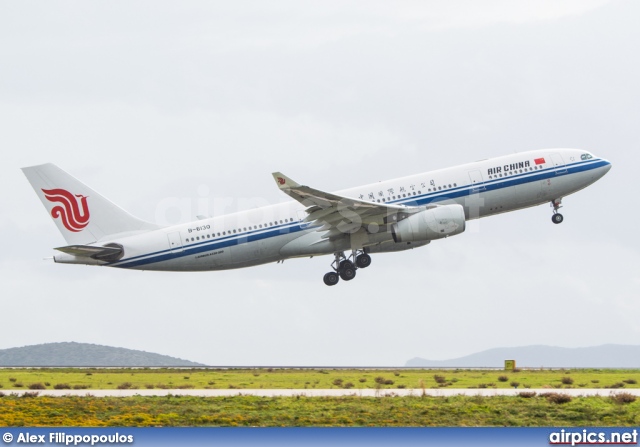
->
(534, 158), (546, 165)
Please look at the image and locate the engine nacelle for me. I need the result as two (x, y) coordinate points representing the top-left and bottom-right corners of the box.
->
(391, 204), (465, 243)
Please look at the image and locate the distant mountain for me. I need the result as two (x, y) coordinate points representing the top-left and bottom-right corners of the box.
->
(0, 342), (205, 367)
(406, 345), (640, 368)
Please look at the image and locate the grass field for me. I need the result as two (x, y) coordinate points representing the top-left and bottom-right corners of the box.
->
(0, 394), (638, 426)
(0, 368), (638, 391)
(2, 369), (638, 427)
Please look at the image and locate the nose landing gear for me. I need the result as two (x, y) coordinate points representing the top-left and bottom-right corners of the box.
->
(322, 250), (372, 286)
(551, 198), (564, 224)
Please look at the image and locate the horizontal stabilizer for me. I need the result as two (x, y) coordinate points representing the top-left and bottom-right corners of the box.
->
(55, 244), (123, 261)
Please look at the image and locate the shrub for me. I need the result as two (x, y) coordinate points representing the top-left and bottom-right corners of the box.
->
(13, 382), (24, 388)
(394, 372), (400, 377)
(207, 381), (215, 386)
(176, 384), (195, 389)
(545, 393), (572, 404)
(478, 384), (488, 389)
(518, 392), (536, 398)
(145, 384), (155, 389)
(607, 382), (625, 389)
(397, 384), (406, 389)
(0, 392), (4, 397)
(513, 368), (522, 373)
(623, 379), (638, 385)
(374, 376), (387, 384)
(359, 378), (366, 383)
(183, 376), (190, 380)
(611, 393), (637, 404)
(591, 380), (600, 383)
(73, 385), (89, 390)
(54, 384), (71, 390)
(9, 378), (17, 382)
(343, 382), (354, 389)
(510, 382), (520, 388)
(28, 383), (46, 390)
(155, 384), (170, 389)
(561, 377), (574, 385)
(253, 373), (260, 377)
(498, 375), (509, 382)
(44, 382), (51, 387)
(21, 392), (39, 398)
(332, 379), (344, 386)
(384, 379), (394, 385)
(433, 375), (446, 384)
(117, 382), (133, 390)
(86, 373), (93, 376)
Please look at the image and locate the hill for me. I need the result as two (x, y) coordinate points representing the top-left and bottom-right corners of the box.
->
(406, 344), (640, 368)
(0, 342), (205, 367)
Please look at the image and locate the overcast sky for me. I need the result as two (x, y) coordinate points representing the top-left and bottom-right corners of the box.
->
(1, 0), (638, 366)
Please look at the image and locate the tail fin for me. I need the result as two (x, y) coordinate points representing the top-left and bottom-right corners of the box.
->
(22, 163), (159, 245)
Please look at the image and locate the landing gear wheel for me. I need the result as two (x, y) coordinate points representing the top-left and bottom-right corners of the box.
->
(552, 213), (564, 224)
(339, 266), (356, 281)
(323, 272), (340, 286)
(355, 253), (372, 269)
(339, 260), (355, 271)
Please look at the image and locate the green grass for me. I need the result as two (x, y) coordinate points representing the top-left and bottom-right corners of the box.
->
(0, 368), (638, 390)
(0, 394), (638, 426)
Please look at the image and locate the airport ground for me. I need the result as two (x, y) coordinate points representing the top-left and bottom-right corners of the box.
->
(1, 369), (639, 427)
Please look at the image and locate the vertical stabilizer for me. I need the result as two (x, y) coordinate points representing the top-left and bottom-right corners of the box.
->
(22, 163), (159, 245)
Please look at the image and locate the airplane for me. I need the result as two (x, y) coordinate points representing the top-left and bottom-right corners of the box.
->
(23, 148), (611, 286)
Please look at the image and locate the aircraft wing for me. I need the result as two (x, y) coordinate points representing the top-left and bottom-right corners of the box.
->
(272, 172), (426, 239)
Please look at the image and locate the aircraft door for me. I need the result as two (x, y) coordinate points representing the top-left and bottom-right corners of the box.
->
(468, 170), (486, 193)
(167, 232), (183, 253)
(550, 153), (567, 175)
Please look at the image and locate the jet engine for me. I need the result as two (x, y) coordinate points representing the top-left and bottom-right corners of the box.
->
(391, 204), (465, 243)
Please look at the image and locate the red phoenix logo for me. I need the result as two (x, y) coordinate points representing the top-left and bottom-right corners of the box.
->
(277, 177), (286, 185)
(42, 188), (90, 232)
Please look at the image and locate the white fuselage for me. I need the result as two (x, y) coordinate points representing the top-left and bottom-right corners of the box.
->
(54, 148), (611, 271)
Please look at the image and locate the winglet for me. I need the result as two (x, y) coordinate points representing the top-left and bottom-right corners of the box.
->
(272, 172), (300, 189)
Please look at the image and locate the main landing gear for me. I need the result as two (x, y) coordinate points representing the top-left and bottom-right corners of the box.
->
(551, 198), (564, 224)
(323, 250), (372, 286)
